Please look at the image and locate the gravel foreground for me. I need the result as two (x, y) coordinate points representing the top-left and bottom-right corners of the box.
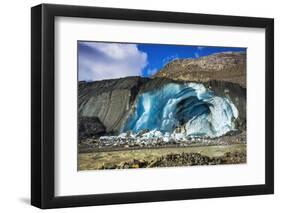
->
(99, 152), (246, 169)
(79, 144), (246, 170)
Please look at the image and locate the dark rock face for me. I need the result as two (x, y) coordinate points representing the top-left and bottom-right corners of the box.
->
(78, 116), (106, 141)
(154, 52), (246, 87)
(78, 77), (148, 134)
(204, 80), (246, 131)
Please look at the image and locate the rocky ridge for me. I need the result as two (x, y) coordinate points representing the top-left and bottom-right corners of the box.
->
(154, 52), (246, 87)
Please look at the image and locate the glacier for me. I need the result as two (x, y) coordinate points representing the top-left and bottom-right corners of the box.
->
(121, 82), (238, 138)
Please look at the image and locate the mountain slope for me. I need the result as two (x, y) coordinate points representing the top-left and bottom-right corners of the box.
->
(154, 52), (246, 87)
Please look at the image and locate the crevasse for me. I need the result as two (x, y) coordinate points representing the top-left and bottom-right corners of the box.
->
(122, 83), (238, 138)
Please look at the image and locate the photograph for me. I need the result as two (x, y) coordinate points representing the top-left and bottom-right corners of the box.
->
(29, 2), (274, 209)
(78, 41), (247, 170)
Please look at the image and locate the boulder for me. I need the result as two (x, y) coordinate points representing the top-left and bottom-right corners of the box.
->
(78, 116), (106, 141)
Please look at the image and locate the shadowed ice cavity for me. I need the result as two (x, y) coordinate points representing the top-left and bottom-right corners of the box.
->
(122, 83), (238, 138)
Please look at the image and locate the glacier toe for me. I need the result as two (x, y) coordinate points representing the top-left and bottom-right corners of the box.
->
(122, 82), (238, 138)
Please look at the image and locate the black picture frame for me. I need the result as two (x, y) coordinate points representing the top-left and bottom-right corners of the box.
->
(31, 3), (274, 209)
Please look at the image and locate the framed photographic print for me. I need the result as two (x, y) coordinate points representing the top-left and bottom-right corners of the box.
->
(31, 3), (274, 209)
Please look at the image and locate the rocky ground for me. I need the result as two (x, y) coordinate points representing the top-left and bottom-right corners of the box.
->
(78, 131), (246, 170)
(100, 152), (246, 169)
(78, 143), (246, 170)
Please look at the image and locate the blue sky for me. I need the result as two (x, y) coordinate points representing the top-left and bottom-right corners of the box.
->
(78, 41), (246, 81)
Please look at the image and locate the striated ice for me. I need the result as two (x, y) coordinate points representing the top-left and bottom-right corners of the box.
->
(122, 82), (239, 139)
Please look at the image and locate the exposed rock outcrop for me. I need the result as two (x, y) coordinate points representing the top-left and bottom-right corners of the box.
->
(154, 52), (246, 87)
(78, 116), (106, 141)
(78, 77), (148, 134)
(204, 80), (246, 131)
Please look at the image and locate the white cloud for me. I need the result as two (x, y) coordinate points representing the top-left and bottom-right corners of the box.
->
(79, 42), (148, 81)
